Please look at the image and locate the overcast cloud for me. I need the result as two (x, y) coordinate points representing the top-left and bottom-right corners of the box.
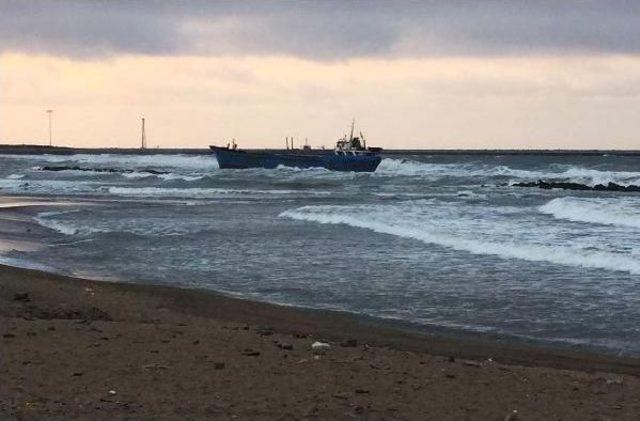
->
(2, 0), (640, 59)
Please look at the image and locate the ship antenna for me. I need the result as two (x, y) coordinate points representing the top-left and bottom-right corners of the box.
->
(349, 118), (355, 141)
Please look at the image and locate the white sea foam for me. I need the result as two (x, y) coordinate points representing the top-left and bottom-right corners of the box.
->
(0, 178), (104, 196)
(108, 186), (328, 198)
(120, 171), (204, 181)
(6, 174), (24, 179)
(375, 159), (471, 178)
(375, 158), (550, 179)
(157, 173), (204, 181)
(540, 197), (640, 229)
(35, 210), (214, 237)
(456, 190), (487, 200)
(559, 167), (640, 186)
(281, 204), (640, 275)
(2, 153), (219, 171)
(375, 158), (640, 185)
(35, 210), (83, 235)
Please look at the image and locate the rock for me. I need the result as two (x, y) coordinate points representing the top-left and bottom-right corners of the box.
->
(108, 390), (117, 396)
(277, 343), (293, 350)
(340, 339), (358, 348)
(192, 340), (200, 345)
(448, 356), (455, 363)
(13, 292), (30, 302)
(355, 388), (370, 394)
(40, 165), (171, 176)
(72, 372), (83, 377)
(3, 333), (16, 338)
(213, 362), (225, 370)
(311, 341), (331, 355)
(242, 348), (260, 357)
(512, 179), (640, 193)
(47, 326), (56, 331)
(445, 373), (456, 379)
(463, 360), (481, 368)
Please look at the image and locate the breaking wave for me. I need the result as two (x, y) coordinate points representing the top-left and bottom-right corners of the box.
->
(35, 210), (83, 235)
(4, 153), (219, 171)
(376, 158), (640, 185)
(108, 186), (329, 199)
(281, 205), (640, 275)
(539, 197), (640, 229)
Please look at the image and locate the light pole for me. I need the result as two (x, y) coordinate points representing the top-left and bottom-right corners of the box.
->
(141, 117), (146, 149)
(46, 109), (53, 146)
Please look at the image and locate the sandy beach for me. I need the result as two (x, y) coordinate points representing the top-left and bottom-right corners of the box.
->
(1, 263), (640, 420)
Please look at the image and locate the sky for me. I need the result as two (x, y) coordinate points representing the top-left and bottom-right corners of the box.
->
(1, 0), (639, 149)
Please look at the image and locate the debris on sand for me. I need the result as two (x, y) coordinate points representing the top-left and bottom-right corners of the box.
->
(504, 409), (519, 421)
(311, 341), (331, 355)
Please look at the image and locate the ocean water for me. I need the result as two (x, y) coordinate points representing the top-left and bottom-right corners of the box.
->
(1, 152), (640, 355)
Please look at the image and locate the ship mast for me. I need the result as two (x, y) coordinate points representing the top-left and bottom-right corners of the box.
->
(349, 118), (355, 141)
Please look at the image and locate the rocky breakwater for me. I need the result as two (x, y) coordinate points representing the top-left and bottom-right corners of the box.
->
(512, 180), (640, 193)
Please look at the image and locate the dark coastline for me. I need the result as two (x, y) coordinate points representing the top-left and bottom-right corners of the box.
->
(2, 143), (640, 156)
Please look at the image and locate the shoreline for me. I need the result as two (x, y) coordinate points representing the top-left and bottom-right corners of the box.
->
(0, 195), (638, 363)
(2, 264), (640, 419)
(3, 263), (640, 375)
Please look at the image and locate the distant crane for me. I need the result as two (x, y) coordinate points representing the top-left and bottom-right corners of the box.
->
(46, 109), (53, 146)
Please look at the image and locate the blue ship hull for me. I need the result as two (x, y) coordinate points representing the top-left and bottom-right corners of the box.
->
(211, 147), (382, 172)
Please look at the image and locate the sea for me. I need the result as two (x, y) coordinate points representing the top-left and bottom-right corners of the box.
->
(1, 152), (639, 355)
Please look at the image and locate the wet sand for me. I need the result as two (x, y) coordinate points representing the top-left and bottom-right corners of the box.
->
(1, 264), (640, 420)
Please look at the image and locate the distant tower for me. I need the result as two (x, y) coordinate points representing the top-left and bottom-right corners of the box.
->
(141, 117), (146, 149)
(46, 109), (53, 146)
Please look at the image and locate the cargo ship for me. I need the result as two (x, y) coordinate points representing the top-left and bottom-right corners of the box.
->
(210, 123), (382, 172)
